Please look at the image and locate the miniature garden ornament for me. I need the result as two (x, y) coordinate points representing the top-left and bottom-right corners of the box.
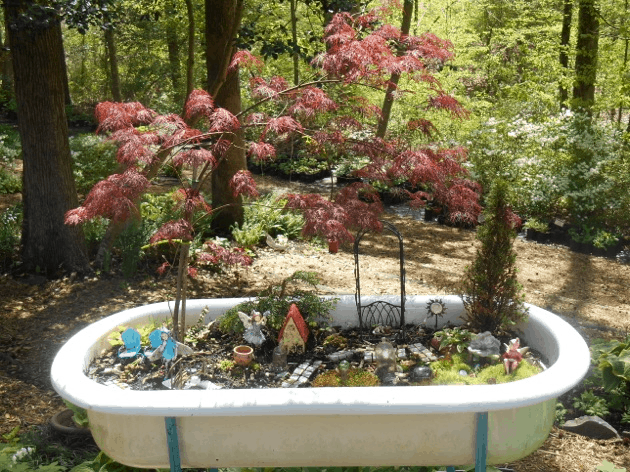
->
(467, 331), (501, 360)
(237, 310), (267, 346)
(502, 337), (527, 374)
(233, 345), (254, 366)
(374, 338), (397, 382)
(119, 328), (142, 359)
(270, 346), (288, 372)
(278, 304), (309, 353)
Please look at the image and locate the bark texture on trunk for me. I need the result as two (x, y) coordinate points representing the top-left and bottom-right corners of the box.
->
(6, 0), (90, 275)
(559, 0), (573, 108)
(104, 27), (122, 102)
(205, 0), (246, 232)
(376, 0), (413, 138)
(210, 68), (246, 232)
(184, 0), (195, 106)
(572, 0), (599, 113)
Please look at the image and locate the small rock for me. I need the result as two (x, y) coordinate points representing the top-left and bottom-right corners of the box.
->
(411, 366), (432, 381)
(621, 430), (630, 440)
(459, 369), (468, 376)
(562, 415), (620, 440)
(468, 331), (500, 358)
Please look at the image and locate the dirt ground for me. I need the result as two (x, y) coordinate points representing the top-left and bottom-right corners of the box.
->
(1, 174), (630, 470)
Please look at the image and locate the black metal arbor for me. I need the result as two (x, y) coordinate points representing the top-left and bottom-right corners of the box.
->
(354, 220), (406, 340)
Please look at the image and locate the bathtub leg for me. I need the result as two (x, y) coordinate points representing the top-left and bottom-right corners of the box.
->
(475, 412), (488, 472)
(165, 417), (181, 472)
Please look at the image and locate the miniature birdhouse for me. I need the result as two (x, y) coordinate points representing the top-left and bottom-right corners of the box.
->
(278, 304), (309, 353)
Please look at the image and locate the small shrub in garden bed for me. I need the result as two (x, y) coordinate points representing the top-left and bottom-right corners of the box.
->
(460, 179), (528, 333)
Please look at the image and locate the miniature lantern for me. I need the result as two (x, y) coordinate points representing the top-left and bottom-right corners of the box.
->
(374, 338), (397, 382)
(270, 346), (288, 372)
(278, 304), (309, 353)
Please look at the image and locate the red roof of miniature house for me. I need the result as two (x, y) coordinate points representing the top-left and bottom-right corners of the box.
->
(278, 303), (309, 343)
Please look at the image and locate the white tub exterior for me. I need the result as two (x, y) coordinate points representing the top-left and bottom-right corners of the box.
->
(51, 296), (590, 468)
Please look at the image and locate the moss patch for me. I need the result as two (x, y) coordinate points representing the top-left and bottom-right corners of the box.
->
(312, 368), (380, 387)
(430, 353), (540, 385)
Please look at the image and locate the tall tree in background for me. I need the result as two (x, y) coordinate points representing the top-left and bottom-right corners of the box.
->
(559, 0), (573, 108)
(165, 3), (183, 106)
(6, 0), (90, 275)
(205, 0), (245, 232)
(184, 0), (195, 104)
(104, 26), (122, 101)
(572, 0), (599, 114)
(375, 0), (413, 138)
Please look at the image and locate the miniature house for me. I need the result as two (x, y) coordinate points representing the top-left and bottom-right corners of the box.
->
(278, 304), (309, 353)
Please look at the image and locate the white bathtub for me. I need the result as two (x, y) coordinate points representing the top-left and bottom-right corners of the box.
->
(51, 295), (589, 468)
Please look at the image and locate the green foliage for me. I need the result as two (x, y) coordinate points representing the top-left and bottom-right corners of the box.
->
(218, 271), (336, 333)
(0, 205), (22, 271)
(591, 335), (630, 392)
(107, 318), (166, 347)
(433, 327), (473, 354)
(596, 460), (627, 472)
(555, 401), (567, 426)
(232, 194), (304, 248)
(572, 390), (610, 418)
(219, 360), (235, 372)
(69, 451), (156, 472)
(522, 218), (548, 233)
(0, 125), (22, 195)
(61, 401), (89, 428)
(114, 222), (150, 279)
(69, 135), (118, 194)
(460, 180), (528, 333)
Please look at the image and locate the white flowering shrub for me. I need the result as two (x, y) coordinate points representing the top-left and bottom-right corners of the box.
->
(467, 110), (629, 239)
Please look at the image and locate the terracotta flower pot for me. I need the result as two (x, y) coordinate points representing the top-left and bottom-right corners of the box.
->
(233, 345), (254, 366)
(50, 409), (91, 436)
(328, 240), (339, 253)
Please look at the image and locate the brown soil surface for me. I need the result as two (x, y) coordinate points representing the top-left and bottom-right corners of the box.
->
(1, 174), (630, 470)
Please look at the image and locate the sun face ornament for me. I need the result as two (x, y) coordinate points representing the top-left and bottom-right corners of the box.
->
(425, 299), (447, 330)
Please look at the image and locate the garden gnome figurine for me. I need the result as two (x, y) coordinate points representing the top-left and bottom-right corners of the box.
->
(502, 337), (524, 374)
(237, 310), (267, 346)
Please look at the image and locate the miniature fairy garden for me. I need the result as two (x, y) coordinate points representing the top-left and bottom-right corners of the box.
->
(86, 179), (544, 391)
(86, 276), (544, 391)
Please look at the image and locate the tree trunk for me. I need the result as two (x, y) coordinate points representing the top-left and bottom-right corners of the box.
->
(184, 0), (195, 106)
(210, 68), (246, 232)
(290, 0), (299, 85)
(618, 0), (628, 126)
(6, 0), (90, 276)
(104, 27), (122, 102)
(166, 14), (182, 106)
(376, 0), (413, 138)
(572, 0), (599, 114)
(205, 0), (243, 98)
(559, 0), (573, 108)
(205, 0), (246, 232)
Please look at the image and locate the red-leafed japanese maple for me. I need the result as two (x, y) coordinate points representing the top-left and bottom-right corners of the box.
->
(65, 7), (481, 340)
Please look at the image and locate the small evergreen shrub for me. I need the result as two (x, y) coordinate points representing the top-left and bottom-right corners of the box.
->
(460, 179), (528, 333)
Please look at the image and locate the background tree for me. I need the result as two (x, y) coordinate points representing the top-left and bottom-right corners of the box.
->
(205, 0), (246, 232)
(572, 0), (600, 113)
(6, 0), (90, 275)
